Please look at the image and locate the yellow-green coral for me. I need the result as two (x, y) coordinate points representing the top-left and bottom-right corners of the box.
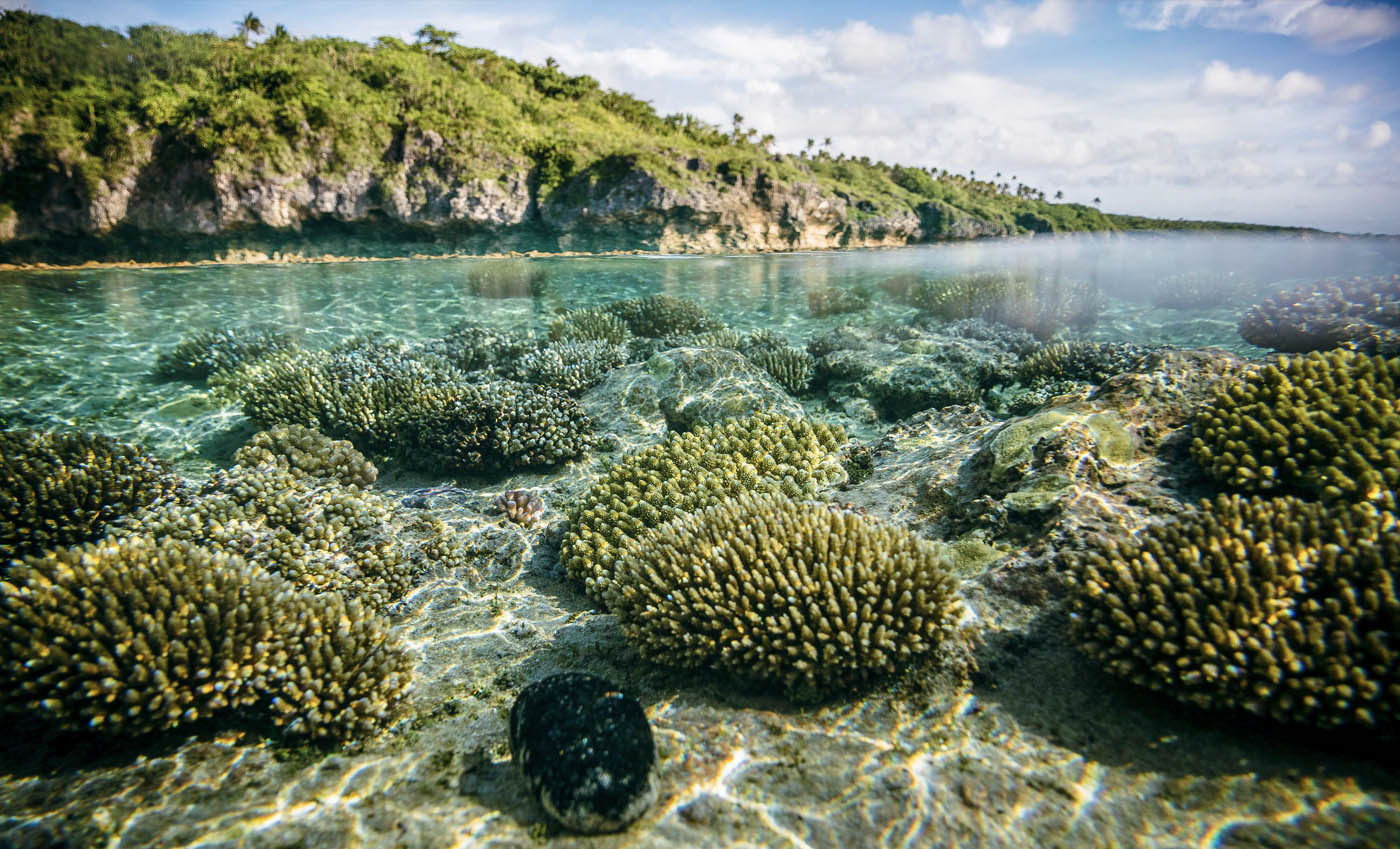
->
(0, 535), (412, 738)
(155, 327), (297, 380)
(609, 493), (965, 693)
(1190, 350), (1399, 502)
(1068, 493), (1400, 727)
(233, 424), (378, 488)
(119, 463), (454, 611)
(1, 428), (179, 563)
(561, 412), (847, 603)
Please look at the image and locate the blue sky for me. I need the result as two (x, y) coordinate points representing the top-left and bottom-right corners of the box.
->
(8, 0), (1400, 233)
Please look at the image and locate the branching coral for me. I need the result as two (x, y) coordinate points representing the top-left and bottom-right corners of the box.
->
(561, 412), (847, 603)
(889, 272), (1102, 339)
(1, 536), (412, 739)
(412, 380), (594, 471)
(1, 428), (179, 563)
(1015, 341), (1158, 386)
(1238, 276), (1400, 355)
(515, 341), (627, 395)
(609, 493), (965, 694)
(1190, 350), (1399, 502)
(1068, 493), (1400, 727)
(233, 424), (378, 488)
(548, 309), (632, 346)
(154, 328), (297, 380)
(745, 346), (815, 395)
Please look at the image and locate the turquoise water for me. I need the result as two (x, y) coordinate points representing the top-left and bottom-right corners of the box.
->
(2, 232), (1396, 479)
(4, 232), (1400, 849)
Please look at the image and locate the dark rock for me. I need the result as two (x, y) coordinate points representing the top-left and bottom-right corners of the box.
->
(508, 673), (657, 834)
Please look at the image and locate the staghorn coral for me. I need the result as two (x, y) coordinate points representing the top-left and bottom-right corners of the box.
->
(745, 346), (815, 396)
(413, 379), (594, 472)
(1190, 350), (1399, 502)
(1068, 493), (1400, 727)
(0, 535), (412, 739)
(516, 341), (627, 395)
(496, 490), (545, 526)
(561, 412), (847, 603)
(1015, 341), (1158, 386)
(604, 295), (725, 338)
(233, 424), (378, 488)
(1238, 276), (1400, 355)
(549, 309), (633, 346)
(422, 322), (539, 374)
(609, 493), (965, 694)
(118, 463), (454, 611)
(807, 286), (871, 317)
(890, 272), (1102, 339)
(228, 341), (592, 472)
(1, 428), (179, 563)
(154, 328), (297, 380)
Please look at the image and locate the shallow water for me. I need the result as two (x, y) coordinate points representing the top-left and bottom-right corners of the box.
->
(2, 232), (1396, 478)
(3, 231), (1400, 849)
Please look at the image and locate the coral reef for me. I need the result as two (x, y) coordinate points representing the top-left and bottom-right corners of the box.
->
(413, 380), (594, 471)
(515, 341), (627, 395)
(1148, 271), (1257, 310)
(807, 285), (871, 317)
(1238, 276), (1400, 355)
(1190, 350), (1399, 502)
(744, 346), (815, 395)
(233, 424), (378, 488)
(610, 493), (965, 694)
(1015, 341), (1159, 386)
(154, 328), (297, 380)
(561, 412), (848, 603)
(118, 463), (457, 611)
(1, 428), (179, 563)
(604, 295), (725, 338)
(230, 341), (593, 472)
(509, 673), (657, 834)
(0, 535), (412, 739)
(548, 309), (633, 346)
(1068, 493), (1400, 727)
(886, 272), (1102, 339)
(496, 489), (545, 525)
(422, 322), (539, 374)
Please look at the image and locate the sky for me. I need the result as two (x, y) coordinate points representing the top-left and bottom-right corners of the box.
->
(8, 0), (1400, 233)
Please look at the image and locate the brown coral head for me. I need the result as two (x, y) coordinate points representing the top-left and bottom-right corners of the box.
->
(496, 489), (545, 525)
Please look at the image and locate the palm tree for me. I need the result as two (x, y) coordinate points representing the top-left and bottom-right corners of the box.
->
(235, 12), (264, 44)
(1092, 196), (1101, 205)
(1054, 190), (1063, 200)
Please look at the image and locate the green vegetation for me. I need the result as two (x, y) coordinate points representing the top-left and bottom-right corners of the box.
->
(0, 10), (1309, 247)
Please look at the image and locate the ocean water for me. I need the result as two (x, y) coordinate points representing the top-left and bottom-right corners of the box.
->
(2, 231), (1399, 848)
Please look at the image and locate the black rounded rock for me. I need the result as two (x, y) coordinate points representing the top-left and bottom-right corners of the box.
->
(508, 672), (657, 833)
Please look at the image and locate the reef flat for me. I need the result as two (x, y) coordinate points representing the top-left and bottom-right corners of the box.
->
(1, 236), (1398, 848)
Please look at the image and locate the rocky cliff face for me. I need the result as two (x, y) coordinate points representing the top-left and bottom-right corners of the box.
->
(0, 138), (1012, 261)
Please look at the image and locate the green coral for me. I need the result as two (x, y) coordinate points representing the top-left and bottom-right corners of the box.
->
(233, 424), (378, 488)
(1015, 341), (1156, 386)
(1190, 351), (1400, 502)
(423, 322), (539, 374)
(228, 341), (593, 472)
(1, 428), (179, 563)
(604, 295), (725, 337)
(515, 340), (626, 395)
(609, 493), (965, 694)
(889, 272), (1102, 339)
(0, 535), (412, 739)
(119, 463), (458, 611)
(154, 328), (297, 380)
(561, 413), (848, 603)
(745, 347), (815, 395)
(1239, 276), (1400, 355)
(807, 286), (871, 317)
(1068, 493), (1400, 727)
(548, 309), (633, 346)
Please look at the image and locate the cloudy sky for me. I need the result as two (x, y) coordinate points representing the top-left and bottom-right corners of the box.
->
(13, 0), (1400, 233)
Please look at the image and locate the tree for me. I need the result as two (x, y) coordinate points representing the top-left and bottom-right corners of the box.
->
(415, 24), (457, 53)
(1054, 190), (1063, 200)
(235, 12), (263, 44)
(1093, 196), (1101, 205)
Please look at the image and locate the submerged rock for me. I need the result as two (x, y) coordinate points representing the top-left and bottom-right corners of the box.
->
(508, 673), (657, 834)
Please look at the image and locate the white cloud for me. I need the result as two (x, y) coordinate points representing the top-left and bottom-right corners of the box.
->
(979, 0), (1076, 47)
(1366, 121), (1393, 149)
(1196, 61), (1325, 100)
(831, 20), (910, 71)
(1197, 60), (1272, 97)
(1275, 70), (1324, 100)
(1339, 83), (1368, 102)
(1335, 161), (1356, 180)
(1121, 0), (1400, 51)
